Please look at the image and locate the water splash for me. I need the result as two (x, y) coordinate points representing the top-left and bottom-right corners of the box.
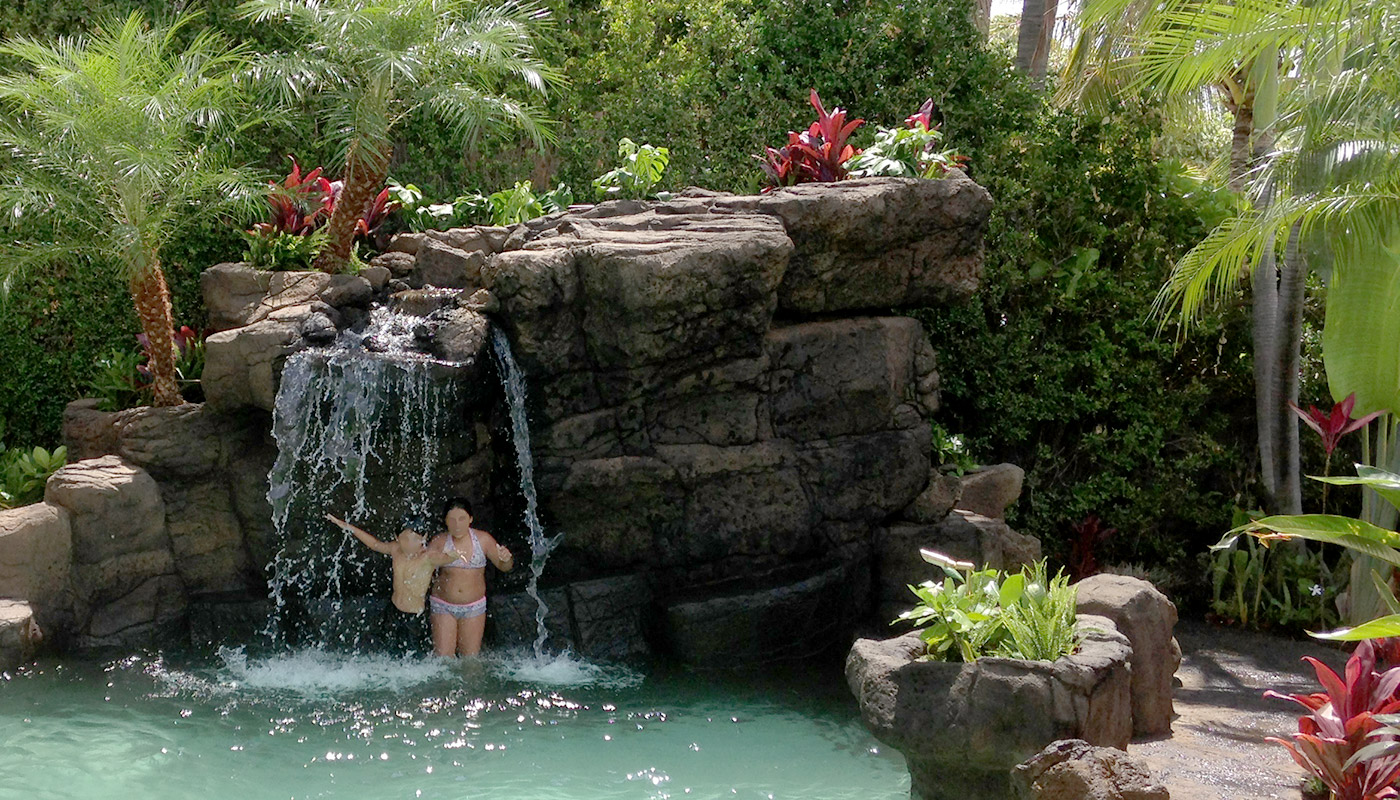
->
(485, 649), (644, 689)
(490, 327), (563, 659)
(264, 308), (466, 646)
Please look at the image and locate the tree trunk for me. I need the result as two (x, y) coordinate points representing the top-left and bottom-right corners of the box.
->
(1015, 0), (1046, 76)
(973, 0), (993, 37)
(1030, 0), (1059, 85)
(1276, 220), (1306, 514)
(313, 141), (392, 274)
(130, 262), (182, 407)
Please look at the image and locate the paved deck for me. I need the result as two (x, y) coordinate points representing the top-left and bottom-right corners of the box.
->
(1131, 621), (1347, 800)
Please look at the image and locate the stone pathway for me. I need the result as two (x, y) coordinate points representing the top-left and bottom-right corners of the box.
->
(1131, 621), (1347, 800)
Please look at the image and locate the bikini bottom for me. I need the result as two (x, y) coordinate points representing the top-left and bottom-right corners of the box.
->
(429, 595), (486, 620)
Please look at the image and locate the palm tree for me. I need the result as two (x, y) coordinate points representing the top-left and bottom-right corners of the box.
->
(239, 0), (563, 273)
(1060, 0), (1368, 516)
(0, 12), (258, 407)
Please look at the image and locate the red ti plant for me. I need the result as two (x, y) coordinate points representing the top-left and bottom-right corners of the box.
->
(1292, 392), (1387, 511)
(758, 89), (864, 190)
(1068, 514), (1116, 582)
(353, 187), (399, 245)
(1267, 640), (1400, 800)
(256, 156), (336, 237)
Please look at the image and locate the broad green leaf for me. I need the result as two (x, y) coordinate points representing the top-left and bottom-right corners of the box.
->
(1316, 465), (1400, 513)
(1374, 569), (1400, 615)
(1324, 235), (1400, 417)
(1313, 614), (1400, 641)
(1218, 514), (1400, 569)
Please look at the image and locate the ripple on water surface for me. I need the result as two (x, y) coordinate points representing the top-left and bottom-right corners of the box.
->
(0, 647), (907, 800)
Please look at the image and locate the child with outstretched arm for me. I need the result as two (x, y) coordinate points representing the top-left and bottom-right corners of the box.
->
(325, 513), (456, 614)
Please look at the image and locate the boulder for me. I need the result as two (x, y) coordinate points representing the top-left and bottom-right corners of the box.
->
(1076, 574), (1180, 736)
(0, 502), (75, 634)
(113, 403), (225, 479)
(201, 262), (273, 332)
(427, 307), (490, 364)
(44, 456), (186, 647)
(796, 428), (931, 521)
(765, 318), (926, 441)
(360, 265), (391, 291)
(702, 174), (992, 313)
(413, 237), (488, 289)
(846, 616), (1134, 800)
(876, 512), (1041, 621)
(161, 481), (252, 596)
(203, 319), (301, 412)
(664, 559), (864, 667)
(542, 456), (684, 572)
(370, 250), (417, 277)
(389, 288), (459, 317)
(61, 399), (121, 460)
(568, 574), (651, 660)
(0, 600), (42, 671)
(1012, 739), (1170, 800)
(386, 231), (426, 255)
(487, 588), (572, 651)
(656, 442), (814, 565)
(958, 463), (1025, 520)
(903, 469), (963, 523)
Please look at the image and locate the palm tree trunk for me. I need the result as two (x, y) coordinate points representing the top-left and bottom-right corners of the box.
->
(1016, 0), (1047, 76)
(973, 0), (993, 37)
(1276, 221), (1306, 514)
(313, 141), (391, 274)
(130, 263), (182, 407)
(1030, 0), (1059, 86)
(1253, 234), (1281, 509)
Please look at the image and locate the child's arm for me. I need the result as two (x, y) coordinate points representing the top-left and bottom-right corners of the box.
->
(326, 513), (393, 555)
(477, 530), (515, 572)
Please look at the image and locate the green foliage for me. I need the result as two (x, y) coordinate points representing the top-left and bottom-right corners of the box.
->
(241, 228), (324, 270)
(930, 421), (978, 476)
(897, 551), (1079, 663)
(917, 106), (1260, 582)
(593, 138), (671, 200)
(1207, 525), (1343, 632)
(0, 419), (66, 509)
(91, 350), (151, 412)
(996, 561), (1079, 661)
(848, 122), (965, 180)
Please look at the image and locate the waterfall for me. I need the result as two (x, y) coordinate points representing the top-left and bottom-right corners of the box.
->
(490, 326), (563, 658)
(264, 308), (464, 646)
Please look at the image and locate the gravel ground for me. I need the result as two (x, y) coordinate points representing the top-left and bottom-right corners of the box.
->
(1131, 620), (1348, 800)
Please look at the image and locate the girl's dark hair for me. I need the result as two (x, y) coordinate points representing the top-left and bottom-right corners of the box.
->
(442, 496), (473, 521)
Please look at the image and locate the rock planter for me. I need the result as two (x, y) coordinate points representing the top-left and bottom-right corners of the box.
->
(846, 616), (1133, 800)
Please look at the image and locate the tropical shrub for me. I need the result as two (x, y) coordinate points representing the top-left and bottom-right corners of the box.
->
(896, 550), (1079, 663)
(1207, 529), (1343, 633)
(1267, 640), (1400, 800)
(240, 0), (562, 273)
(847, 99), (969, 179)
(0, 421), (66, 509)
(91, 326), (207, 411)
(593, 138), (672, 200)
(757, 89), (863, 190)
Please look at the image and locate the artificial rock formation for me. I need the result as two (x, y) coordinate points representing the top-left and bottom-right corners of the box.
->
(29, 173), (1018, 661)
(1076, 574), (1181, 736)
(846, 619), (1134, 800)
(1012, 739), (1170, 800)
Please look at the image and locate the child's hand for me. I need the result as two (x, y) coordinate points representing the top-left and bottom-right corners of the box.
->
(498, 545), (514, 567)
(325, 513), (344, 527)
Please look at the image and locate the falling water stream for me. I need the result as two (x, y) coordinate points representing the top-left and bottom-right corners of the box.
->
(490, 326), (564, 659)
(263, 307), (464, 645)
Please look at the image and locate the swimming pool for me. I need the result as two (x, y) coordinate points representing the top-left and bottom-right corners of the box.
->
(0, 647), (907, 800)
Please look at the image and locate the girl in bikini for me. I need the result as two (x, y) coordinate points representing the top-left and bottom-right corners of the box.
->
(428, 497), (514, 656)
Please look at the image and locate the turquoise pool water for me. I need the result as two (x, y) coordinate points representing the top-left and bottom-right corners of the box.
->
(0, 648), (906, 800)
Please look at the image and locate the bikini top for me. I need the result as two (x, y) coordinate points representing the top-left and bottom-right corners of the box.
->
(442, 528), (487, 570)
